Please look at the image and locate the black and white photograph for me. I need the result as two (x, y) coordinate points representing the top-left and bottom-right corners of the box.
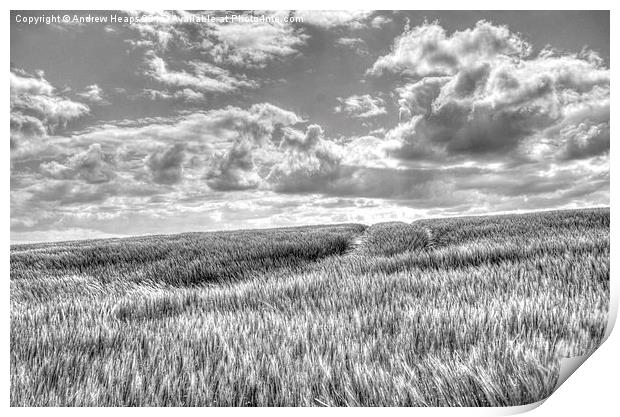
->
(9, 8), (611, 407)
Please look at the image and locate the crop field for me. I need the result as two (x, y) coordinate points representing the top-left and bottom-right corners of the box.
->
(10, 207), (610, 406)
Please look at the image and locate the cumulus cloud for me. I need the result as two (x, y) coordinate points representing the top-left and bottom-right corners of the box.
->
(205, 103), (302, 191)
(40, 143), (115, 184)
(546, 122), (610, 161)
(10, 71), (55, 95)
(206, 140), (261, 191)
(335, 94), (387, 119)
(369, 21), (609, 163)
(10, 70), (89, 143)
(146, 144), (185, 185)
(10, 113), (47, 140)
(396, 76), (450, 117)
(268, 124), (343, 193)
(369, 20), (531, 77)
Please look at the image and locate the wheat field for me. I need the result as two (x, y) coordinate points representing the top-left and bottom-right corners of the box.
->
(10, 207), (609, 406)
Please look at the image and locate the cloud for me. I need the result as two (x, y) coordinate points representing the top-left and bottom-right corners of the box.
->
(368, 21), (609, 163)
(335, 94), (387, 119)
(146, 55), (258, 93)
(10, 70), (89, 144)
(10, 113), (47, 139)
(40, 143), (115, 184)
(127, 11), (307, 69)
(206, 140), (261, 191)
(10, 15), (610, 242)
(203, 103), (302, 191)
(295, 11), (373, 29)
(13, 103), (300, 164)
(335, 37), (368, 55)
(146, 144), (185, 185)
(395, 76), (450, 118)
(340, 135), (401, 168)
(10, 71), (55, 95)
(16, 95), (89, 127)
(549, 122), (610, 161)
(369, 20), (531, 77)
(76, 84), (109, 105)
(268, 125), (343, 193)
(370, 15), (391, 29)
(174, 88), (206, 102)
(207, 12), (308, 68)
(139, 88), (207, 103)
(124, 10), (185, 51)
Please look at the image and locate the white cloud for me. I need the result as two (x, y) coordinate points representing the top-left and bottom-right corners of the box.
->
(10, 71), (54, 95)
(370, 15), (391, 29)
(208, 13), (308, 68)
(205, 103), (302, 191)
(146, 55), (258, 93)
(40, 143), (115, 184)
(335, 94), (387, 119)
(124, 10), (184, 50)
(369, 20), (531, 77)
(295, 11), (373, 29)
(127, 11), (307, 69)
(76, 84), (109, 105)
(10, 70), (89, 143)
(335, 37), (368, 55)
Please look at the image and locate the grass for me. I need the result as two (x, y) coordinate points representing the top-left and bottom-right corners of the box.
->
(10, 208), (609, 406)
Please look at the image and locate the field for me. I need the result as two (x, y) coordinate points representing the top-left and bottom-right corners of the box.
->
(10, 207), (610, 406)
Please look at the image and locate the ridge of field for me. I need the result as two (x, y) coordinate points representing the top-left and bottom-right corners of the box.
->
(10, 208), (609, 406)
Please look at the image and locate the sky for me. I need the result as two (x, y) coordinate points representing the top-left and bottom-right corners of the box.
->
(10, 10), (610, 243)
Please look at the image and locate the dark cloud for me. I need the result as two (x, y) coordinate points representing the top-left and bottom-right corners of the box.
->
(559, 123), (610, 160)
(371, 21), (609, 162)
(206, 140), (260, 191)
(146, 144), (185, 185)
(268, 124), (343, 193)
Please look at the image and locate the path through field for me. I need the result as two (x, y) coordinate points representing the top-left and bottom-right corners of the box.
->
(345, 230), (369, 254)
